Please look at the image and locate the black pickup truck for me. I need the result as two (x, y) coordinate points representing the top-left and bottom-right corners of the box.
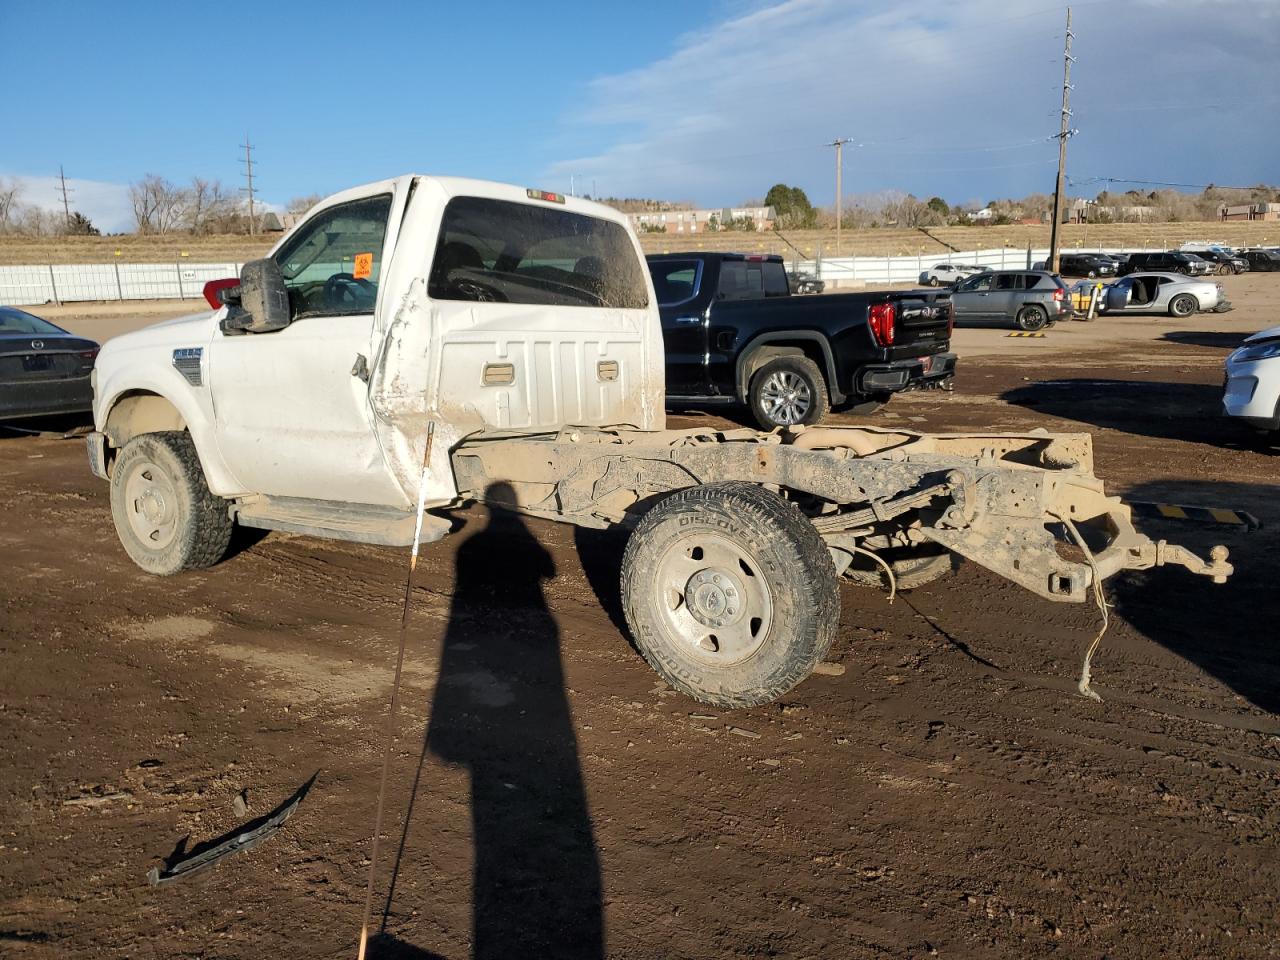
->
(647, 253), (956, 429)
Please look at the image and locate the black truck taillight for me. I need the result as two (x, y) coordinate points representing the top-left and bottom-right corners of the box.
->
(869, 303), (895, 346)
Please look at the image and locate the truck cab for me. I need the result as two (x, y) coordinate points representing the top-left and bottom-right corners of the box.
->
(90, 176), (664, 550)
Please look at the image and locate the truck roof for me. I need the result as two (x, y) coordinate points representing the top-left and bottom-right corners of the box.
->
(646, 252), (785, 263)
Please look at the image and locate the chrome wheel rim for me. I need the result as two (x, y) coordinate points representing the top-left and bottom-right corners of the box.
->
(655, 533), (773, 666)
(759, 371), (812, 425)
(122, 458), (179, 550)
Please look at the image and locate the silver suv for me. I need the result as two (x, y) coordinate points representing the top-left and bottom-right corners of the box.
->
(950, 269), (1070, 331)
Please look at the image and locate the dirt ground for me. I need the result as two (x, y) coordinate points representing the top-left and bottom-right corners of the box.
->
(2, 276), (1279, 959)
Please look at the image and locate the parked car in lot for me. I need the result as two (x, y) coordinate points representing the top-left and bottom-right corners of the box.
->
(786, 270), (825, 294)
(0, 306), (99, 420)
(1224, 324), (1280, 436)
(1101, 273), (1230, 317)
(1104, 252), (1131, 272)
(1240, 249), (1280, 272)
(648, 252), (956, 428)
(950, 269), (1070, 331)
(1057, 253), (1117, 278)
(919, 263), (987, 286)
(1190, 249), (1249, 275)
(1119, 252), (1212, 276)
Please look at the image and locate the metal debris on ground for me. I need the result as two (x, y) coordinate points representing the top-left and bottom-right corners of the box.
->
(146, 772), (317, 886)
(1126, 501), (1261, 530)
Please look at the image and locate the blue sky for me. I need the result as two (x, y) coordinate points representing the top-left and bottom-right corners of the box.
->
(3, 0), (1277, 231)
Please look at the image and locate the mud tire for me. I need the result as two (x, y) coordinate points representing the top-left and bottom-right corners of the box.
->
(109, 431), (232, 576)
(621, 482), (839, 708)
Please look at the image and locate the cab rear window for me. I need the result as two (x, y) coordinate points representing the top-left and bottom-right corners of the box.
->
(428, 197), (649, 309)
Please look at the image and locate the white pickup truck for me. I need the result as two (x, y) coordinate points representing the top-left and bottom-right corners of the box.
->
(87, 175), (1232, 707)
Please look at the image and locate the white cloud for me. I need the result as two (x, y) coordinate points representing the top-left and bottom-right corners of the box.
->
(4, 173), (136, 233)
(546, 0), (1280, 206)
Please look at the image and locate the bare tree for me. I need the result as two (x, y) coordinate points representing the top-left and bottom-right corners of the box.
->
(0, 176), (21, 232)
(130, 174), (187, 234)
(186, 177), (236, 234)
(286, 194), (325, 216)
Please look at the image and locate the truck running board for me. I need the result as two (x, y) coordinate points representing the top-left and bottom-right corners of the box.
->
(232, 495), (451, 547)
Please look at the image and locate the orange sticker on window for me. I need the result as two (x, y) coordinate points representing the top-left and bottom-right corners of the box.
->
(353, 252), (374, 280)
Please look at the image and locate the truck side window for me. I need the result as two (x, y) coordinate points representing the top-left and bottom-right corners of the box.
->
(649, 260), (701, 306)
(762, 262), (789, 297)
(428, 196), (649, 309)
(273, 195), (392, 321)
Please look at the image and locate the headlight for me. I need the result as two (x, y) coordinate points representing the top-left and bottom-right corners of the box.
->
(1230, 340), (1280, 363)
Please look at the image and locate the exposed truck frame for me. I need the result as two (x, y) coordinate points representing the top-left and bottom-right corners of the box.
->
(86, 175), (1233, 708)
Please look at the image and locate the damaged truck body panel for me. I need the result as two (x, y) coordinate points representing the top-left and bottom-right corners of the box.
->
(87, 174), (1232, 707)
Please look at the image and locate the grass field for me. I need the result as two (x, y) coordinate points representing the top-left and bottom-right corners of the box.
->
(1, 220), (1275, 266)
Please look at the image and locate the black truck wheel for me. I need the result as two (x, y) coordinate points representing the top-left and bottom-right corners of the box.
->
(109, 431), (233, 575)
(748, 356), (830, 430)
(620, 482), (840, 708)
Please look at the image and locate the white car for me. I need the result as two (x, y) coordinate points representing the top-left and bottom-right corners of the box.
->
(1224, 324), (1280, 436)
(919, 263), (987, 286)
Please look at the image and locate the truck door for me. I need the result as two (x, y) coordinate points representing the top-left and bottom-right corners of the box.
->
(649, 258), (708, 396)
(207, 183), (411, 506)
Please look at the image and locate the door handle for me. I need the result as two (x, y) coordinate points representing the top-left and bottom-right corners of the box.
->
(351, 353), (370, 383)
(674, 316), (702, 325)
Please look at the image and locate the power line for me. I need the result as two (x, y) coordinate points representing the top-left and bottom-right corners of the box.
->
(1047, 6), (1076, 275)
(830, 138), (852, 255)
(56, 165), (73, 228)
(1070, 175), (1273, 192)
(240, 135), (257, 236)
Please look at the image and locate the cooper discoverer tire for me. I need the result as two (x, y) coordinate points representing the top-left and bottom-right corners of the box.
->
(748, 356), (830, 430)
(620, 482), (839, 708)
(109, 431), (233, 575)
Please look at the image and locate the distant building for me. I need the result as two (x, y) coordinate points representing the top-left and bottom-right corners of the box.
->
(627, 206), (775, 234)
(1221, 202), (1280, 221)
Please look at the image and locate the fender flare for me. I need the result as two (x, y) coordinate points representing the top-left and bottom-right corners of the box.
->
(735, 332), (845, 404)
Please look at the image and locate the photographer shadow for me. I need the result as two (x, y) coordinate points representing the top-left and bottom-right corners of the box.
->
(379, 484), (603, 959)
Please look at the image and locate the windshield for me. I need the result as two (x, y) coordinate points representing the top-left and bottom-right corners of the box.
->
(428, 196), (649, 309)
(0, 307), (65, 336)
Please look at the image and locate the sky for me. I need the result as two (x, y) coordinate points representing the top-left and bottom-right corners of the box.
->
(2, 0), (1277, 233)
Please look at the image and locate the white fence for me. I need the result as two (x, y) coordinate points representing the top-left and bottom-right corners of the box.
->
(0, 262), (244, 307)
(0, 245), (1170, 307)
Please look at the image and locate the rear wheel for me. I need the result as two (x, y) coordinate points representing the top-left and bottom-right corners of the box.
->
(1169, 293), (1198, 318)
(109, 431), (232, 575)
(1016, 305), (1049, 331)
(749, 356), (830, 430)
(621, 482), (839, 708)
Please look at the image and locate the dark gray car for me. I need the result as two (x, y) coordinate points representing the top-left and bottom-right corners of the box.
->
(0, 307), (99, 420)
(949, 270), (1070, 331)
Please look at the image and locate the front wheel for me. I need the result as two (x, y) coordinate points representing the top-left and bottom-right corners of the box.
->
(749, 356), (830, 430)
(1216, 263), (1232, 276)
(621, 482), (840, 708)
(1016, 305), (1049, 331)
(109, 431), (233, 575)
(1169, 294), (1198, 318)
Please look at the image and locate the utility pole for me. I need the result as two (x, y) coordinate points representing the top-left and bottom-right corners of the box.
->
(57, 165), (73, 228)
(240, 135), (257, 236)
(830, 138), (852, 255)
(1047, 7), (1075, 274)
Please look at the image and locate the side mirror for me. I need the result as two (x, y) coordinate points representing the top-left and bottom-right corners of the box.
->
(222, 259), (290, 334)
